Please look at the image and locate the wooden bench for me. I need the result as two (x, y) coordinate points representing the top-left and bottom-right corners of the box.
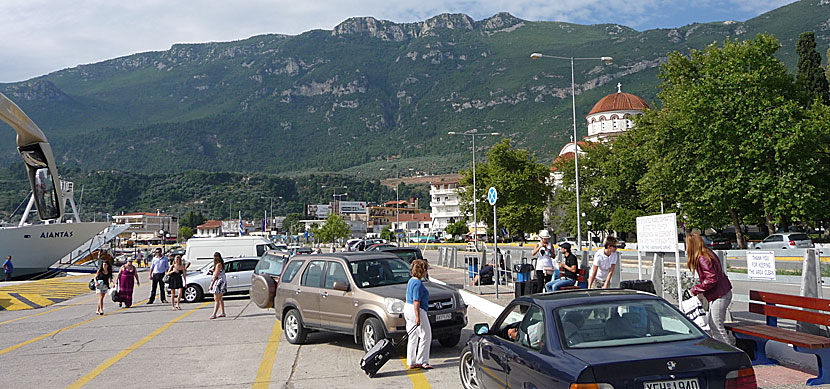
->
(725, 290), (830, 386)
(557, 268), (586, 290)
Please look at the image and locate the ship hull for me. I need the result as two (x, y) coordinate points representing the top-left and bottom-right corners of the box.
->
(0, 222), (109, 278)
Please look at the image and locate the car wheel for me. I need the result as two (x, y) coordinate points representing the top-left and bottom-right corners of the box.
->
(183, 285), (203, 303)
(283, 309), (307, 344)
(459, 345), (480, 389)
(439, 331), (461, 348)
(362, 317), (383, 352)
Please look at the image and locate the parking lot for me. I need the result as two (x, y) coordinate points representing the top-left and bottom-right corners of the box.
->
(0, 271), (489, 388)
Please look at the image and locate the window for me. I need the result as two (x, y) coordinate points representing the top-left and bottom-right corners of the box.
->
(282, 260), (305, 283)
(765, 235), (783, 242)
(225, 261), (240, 273)
(349, 258), (411, 288)
(256, 244), (268, 257)
(790, 234), (809, 241)
(239, 260), (259, 272)
(518, 306), (546, 351)
(255, 254), (287, 276)
(301, 260), (326, 287)
(495, 304), (528, 341)
(323, 262), (350, 289)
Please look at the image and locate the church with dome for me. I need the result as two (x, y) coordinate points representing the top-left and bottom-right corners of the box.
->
(555, 83), (649, 159)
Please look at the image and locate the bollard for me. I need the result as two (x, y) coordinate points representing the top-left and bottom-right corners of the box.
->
(650, 253), (664, 297)
(799, 249), (824, 335)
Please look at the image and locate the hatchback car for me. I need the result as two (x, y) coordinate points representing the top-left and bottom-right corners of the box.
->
(754, 233), (814, 250)
(182, 257), (259, 303)
(250, 251), (290, 309)
(376, 247), (425, 264)
(275, 252), (467, 351)
(702, 235), (733, 250)
(460, 290), (755, 389)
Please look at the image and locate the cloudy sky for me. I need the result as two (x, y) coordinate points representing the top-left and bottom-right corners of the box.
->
(0, 0), (795, 83)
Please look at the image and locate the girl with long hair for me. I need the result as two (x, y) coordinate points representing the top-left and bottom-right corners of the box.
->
(95, 261), (114, 315)
(686, 232), (734, 345)
(405, 259), (432, 370)
(209, 252), (226, 319)
(167, 255), (186, 311)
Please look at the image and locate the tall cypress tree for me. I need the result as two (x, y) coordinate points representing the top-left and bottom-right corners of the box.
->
(796, 32), (830, 104)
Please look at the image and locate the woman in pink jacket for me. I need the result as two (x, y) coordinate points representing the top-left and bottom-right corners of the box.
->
(686, 232), (734, 345)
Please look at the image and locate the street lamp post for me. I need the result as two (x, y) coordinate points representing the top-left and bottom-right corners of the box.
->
(380, 168), (413, 245)
(448, 130), (499, 252)
(530, 52), (612, 251)
(261, 196), (283, 231)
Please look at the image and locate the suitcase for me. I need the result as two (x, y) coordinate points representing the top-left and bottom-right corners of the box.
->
(527, 279), (540, 295)
(620, 279), (656, 294)
(514, 281), (527, 299)
(360, 326), (418, 378)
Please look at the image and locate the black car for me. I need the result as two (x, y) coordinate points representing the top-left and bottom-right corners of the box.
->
(703, 235), (733, 250)
(376, 247), (424, 263)
(460, 289), (755, 389)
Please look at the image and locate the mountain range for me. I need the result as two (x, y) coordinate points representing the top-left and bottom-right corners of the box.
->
(1, 0), (829, 177)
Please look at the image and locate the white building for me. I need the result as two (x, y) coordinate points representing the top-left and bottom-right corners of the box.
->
(112, 211), (178, 243)
(430, 179), (461, 232)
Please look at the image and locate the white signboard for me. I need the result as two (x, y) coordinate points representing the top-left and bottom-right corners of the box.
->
(747, 251), (776, 280)
(307, 204), (332, 218)
(339, 201), (367, 214)
(635, 213), (679, 253)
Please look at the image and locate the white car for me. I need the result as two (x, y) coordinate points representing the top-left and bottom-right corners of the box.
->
(182, 257), (260, 303)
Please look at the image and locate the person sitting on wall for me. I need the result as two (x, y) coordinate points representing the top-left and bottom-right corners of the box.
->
(472, 262), (495, 286)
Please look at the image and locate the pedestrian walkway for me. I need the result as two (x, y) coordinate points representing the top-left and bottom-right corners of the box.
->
(0, 275), (91, 311)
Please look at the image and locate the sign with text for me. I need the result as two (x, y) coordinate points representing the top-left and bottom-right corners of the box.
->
(339, 201), (367, 214)
(635, 213), (679, 253)
(307, 204), (332, 218)
(747, 251), (776, 280)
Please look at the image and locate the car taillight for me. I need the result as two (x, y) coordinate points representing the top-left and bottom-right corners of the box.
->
(789, 240), (796, 246)
(274, 275), (280, 287)
(725, 367), (757, 389)
(570, 384), (614, 389)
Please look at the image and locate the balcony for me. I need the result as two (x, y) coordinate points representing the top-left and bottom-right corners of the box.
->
(430, 188), (458, 196)
(430, 199), (460, 207)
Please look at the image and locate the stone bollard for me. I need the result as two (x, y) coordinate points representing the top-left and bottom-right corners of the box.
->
(651, 253), (664, 298)
(799, 249), (824, 335)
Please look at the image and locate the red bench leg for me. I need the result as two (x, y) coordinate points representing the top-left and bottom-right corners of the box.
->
(793, 346), (830, 386)
(733, 332), (779, 365)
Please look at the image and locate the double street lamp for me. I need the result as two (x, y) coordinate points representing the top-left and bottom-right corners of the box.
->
(380, 168), (413, 243)
(261, 196), (282, 231)
(448, 129), (499, 251)
(321, 185), (347, 215)
(530, 52), (612, 250)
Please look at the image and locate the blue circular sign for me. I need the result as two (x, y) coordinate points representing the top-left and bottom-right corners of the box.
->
(487, 187), (498, 205)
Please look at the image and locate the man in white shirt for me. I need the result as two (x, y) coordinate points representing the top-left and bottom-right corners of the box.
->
(587, 237), (619, 289)
(148, 248), (169, 304)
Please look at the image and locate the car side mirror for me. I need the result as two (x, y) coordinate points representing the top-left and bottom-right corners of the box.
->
(474, 323), (490, 335)
(332, 281), (350, 292)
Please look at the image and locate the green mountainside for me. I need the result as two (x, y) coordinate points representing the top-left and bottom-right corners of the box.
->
(1, 1), (829, 177)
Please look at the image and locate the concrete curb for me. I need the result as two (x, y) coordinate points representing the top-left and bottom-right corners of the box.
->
(430, 277), (504, 318)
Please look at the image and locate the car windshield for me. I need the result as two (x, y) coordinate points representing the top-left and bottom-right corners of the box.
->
(349, 257), (412, 288)
(556, 299), (705, 349)
(255, 254), (286, 276)
(790, 234), (810, 241)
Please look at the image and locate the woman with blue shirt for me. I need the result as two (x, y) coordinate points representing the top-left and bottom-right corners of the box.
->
(405, 259), (432, 370)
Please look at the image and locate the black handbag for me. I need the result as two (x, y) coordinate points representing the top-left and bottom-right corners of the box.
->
(88, 278), (96, 291)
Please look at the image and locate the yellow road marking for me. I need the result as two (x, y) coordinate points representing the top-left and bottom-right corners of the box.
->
(0, 299), (148, 356)
(0, 276), (96, 311)
(67, 301), (211, 389)
(0, 295), (101, 327)
(252, 320), (282, 388)
(399, 358), (431, 388)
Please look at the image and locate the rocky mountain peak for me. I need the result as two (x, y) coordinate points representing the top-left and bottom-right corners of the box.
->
(480, 12), (523, 31)
(1, 80), (70, 102)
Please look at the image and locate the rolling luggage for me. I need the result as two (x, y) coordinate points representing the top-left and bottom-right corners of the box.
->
(620, 279), (656, 294)
(360, 326), (418, 378)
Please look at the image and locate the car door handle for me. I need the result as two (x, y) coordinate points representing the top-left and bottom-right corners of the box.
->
(295, 289), (302, 294)
(321, 291), (328, 298)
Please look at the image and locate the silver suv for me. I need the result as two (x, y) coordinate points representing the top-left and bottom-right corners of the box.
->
(754, 233), (814, 250)
(274, 252), (467, 351)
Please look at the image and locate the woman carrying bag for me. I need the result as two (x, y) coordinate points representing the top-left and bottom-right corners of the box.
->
(686, 232), (734, 345)
(532, 230), (556, 293)
(405, 260), (432, 370)
(94, 261), (114, 315)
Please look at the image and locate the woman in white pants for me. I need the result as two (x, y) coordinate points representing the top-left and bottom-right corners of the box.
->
(405, 260), (432, 369)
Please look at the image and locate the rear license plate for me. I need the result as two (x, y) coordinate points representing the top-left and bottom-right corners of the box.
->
(644, 378), (699, 389)
(436, 313), (452, 321)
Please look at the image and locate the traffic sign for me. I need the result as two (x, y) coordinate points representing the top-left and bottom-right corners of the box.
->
(487, 187), (498, 205)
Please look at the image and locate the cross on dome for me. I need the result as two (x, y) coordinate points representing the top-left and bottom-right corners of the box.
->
(617, 82), (622, 93)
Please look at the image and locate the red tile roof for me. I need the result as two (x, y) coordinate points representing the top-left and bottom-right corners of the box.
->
(196, 220), (222, 229)
(588, 92), (649, 115)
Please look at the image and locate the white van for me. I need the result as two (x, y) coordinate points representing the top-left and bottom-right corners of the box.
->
(185, 236), (278, 270)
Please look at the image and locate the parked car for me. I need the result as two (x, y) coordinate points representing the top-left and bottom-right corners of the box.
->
(754, 233), (814, 250)
(250, 251), (290, 309)
(274, 252), (467, 352)
(459, 289), (755, 389)
(376, 247), (424, 264)
(182, 256), (259, 303)
(366, 243), (397, 252)
(352, 239), (387, 251)
(702, 235), (733, 250)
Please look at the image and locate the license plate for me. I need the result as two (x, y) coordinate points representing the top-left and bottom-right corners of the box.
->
(436, 313), (452, 321)
(644, 378), (699, 389)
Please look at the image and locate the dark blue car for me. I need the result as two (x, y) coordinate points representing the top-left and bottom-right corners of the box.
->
(460, 289), (756, 389)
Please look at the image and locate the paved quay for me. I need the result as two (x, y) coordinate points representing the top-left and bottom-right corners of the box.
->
(0, 268), (491, 388)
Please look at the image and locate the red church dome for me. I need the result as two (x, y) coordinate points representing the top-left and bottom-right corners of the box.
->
(587, 92), (649, 115)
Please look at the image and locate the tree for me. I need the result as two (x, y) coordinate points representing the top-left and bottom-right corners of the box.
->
(796, 32), (830, 105)
(317, 213), (351, 244)
(178, 226), (194, 241)
(633, 34), (828, 247)
(445, 219), (468, 240)
(458, 139), (550, 241)
(380, 227), (393, 241)
(180, 211), (205, 229)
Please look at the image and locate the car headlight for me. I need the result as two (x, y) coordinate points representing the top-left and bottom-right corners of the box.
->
(456, 293), (466, 308)
(384, 298), (405, 314)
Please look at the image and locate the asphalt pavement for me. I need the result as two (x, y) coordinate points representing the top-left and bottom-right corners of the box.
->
(0, 269), (491, 388)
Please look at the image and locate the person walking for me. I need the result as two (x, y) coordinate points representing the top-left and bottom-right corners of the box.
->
(167, 255), (186, 311)
(148, 248), (169, 304)
(3, 256), (12, 281)
(209, 252), (226, 319)
(686, 232), (734, 345)
(405, 259), (432, 370)
(531, 230), (555, 293)
(95, 261), (114, 315)
(546, 243), (579, 291)
(587, 237), (619, 289)
(135, 250), (144, 268)
(117, 258), (140, 308)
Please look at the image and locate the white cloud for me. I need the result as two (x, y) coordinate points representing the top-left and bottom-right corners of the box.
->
(0, 0), (794, 83)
